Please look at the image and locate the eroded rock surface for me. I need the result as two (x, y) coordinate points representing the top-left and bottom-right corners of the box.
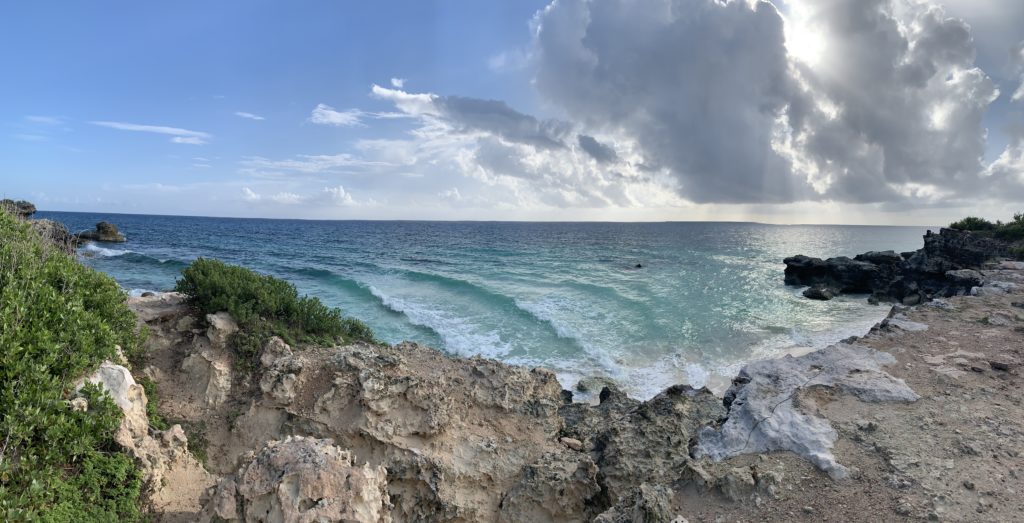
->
(695, 343), (919, 479)
(201, 436), (391, 523)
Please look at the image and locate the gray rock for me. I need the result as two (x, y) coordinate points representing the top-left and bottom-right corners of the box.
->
(0, 199), (36, 218)
(593, 483), (675, 523)
(200, 436), (390, 523)
(803, 285), (837, 300)
(76, 221), (126, 242)
(695, 344), (919, 479)
(945, 269), (984, 288)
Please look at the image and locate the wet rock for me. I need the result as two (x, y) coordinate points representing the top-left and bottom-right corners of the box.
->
(77, 221), (126, 242)
(803, 285), (837, 300)
(201, 436), (391, 523)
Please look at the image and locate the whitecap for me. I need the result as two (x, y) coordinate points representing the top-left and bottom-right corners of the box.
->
(80, 243), (131, 257)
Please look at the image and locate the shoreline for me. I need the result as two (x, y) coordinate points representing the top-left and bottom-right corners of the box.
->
(121, 260), (1024, 522)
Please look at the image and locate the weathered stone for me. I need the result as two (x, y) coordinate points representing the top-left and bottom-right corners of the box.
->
(695, 344), (918, 479)
(77, 221), (126, 242)
(181, 338), (233, 408)
(497, 449), (600, 523)
(206, 312), (238, 350)
(803, 285), (837, 301)
(201, 436), (391, 523)
(593, 483), (675, 523)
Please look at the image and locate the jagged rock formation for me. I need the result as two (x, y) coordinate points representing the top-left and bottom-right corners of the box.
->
(129, 294), (750, 522)
(77, 220), (126, 242)
(785, 228), (1014, 303)
(200, 436), (391, 523)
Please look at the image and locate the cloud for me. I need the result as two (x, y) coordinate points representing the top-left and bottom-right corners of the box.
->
(307, 103), (410, 127)
(25, 115), (63, 125)
(577, 134), (618, 163)
(528, 0), (1014, 205)
(309, 104), (364, 126)
(235, 111), (265, 121)
(90, 121), (211, 145)
(240, 185), (362, 206)
(390, 77), (406, 88)
(239, 154), (393, 177)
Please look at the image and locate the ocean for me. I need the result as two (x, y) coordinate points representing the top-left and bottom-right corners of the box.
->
(40, 211), (932, 398)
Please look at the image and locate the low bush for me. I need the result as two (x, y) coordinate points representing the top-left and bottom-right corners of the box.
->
(949, 216), (996, 231)
(0, 210), (144, 520)
(174, 258), (375, 368)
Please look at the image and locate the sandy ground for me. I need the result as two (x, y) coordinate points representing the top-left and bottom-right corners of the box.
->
(679, 261), (1024, 522)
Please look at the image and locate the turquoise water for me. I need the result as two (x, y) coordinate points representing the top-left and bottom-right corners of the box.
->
(42, 212), (931, 398)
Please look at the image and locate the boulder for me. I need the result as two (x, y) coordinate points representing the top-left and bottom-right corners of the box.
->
(803, 285), (837, 301)
(200, 436), (391, 523)
(77, 221), (126, 242)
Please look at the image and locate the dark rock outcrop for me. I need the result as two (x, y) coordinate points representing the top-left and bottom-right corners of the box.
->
(0, 199), (36, 218)
(785, 228), (1013, 303)
(77, 221), (126, 243)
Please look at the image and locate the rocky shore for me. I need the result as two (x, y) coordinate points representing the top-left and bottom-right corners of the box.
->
(44, 218), (1018, 522)
(784, 227), (1016, 305)
(69, 265), (1017, 521)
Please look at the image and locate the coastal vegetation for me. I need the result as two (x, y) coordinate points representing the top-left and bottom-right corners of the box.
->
(950, 212), (1024, 241)
(174, 258), (375, 369)
(0, 209), (144, 520)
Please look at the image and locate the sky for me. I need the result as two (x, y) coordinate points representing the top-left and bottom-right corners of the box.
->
(2, 0), (1023, 225)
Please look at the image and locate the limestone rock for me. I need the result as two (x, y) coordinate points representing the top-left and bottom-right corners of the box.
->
(76, 361), (214, 510)
(261, 336), (293, 367)
(200, 436), (391, 523)
(206, 311), (239, 349)
(945, 269), (984, 288)
(695, 343), (919, 479)
(182, 337), (233, 408)
(497, 449), (600, 523)
(593, 483), (675, 523)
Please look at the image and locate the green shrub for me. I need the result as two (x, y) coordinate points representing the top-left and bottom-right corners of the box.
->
(0, 210), (144, 521)
(949, 216), (996, 231)
(174, 258), (375, 368)
(1010, 246), (1024, 260)
(137, 377), (168, 431)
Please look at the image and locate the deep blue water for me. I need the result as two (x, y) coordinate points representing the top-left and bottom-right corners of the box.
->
(40, 211), (933, 398)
